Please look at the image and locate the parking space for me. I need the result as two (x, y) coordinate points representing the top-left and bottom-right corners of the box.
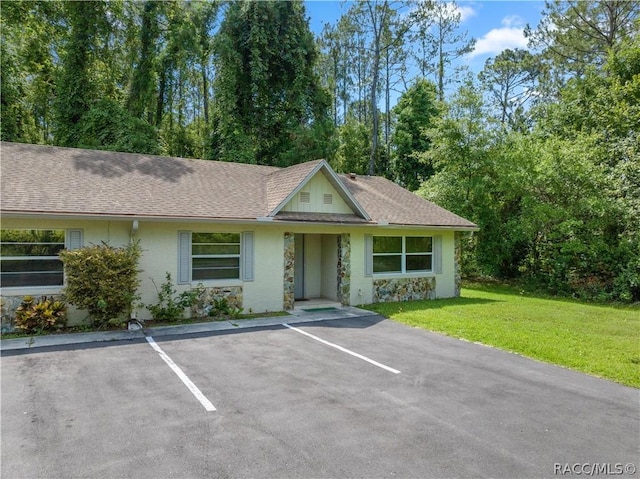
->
(2, 316), (638, 478)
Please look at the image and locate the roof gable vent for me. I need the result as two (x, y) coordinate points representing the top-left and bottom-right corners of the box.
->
(323, 194), (333, 205)
(299, 191), (310, 203)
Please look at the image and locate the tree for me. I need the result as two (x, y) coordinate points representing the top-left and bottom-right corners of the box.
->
(213, 0), (333, 166)
(318, 18), (354, 126)
(478, 49), (543, 130)
(126, 1), (161, 123)
(409, 0), (476, 101)
(332, 116), (371, 175)
(391, 79), (440, 190)
(54, 1), (109, 146)
(1, 1), (65, 143)
(347, 0), (409, 175)
(525, 0), (639, 81)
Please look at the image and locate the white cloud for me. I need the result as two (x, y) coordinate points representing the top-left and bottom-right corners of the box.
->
(456, 4), (477, 23)
(468, 20), (528, 58)
(501, 15), (525, 28)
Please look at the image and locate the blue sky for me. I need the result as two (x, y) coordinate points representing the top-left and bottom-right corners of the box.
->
(304, 1), (545, 74)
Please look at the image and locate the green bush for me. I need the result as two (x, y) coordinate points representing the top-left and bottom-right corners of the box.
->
(207, 297), (243, 319)
(146, 273), (201, 322)
(60, 241), (141, 328)
(14, 295), (67, 334)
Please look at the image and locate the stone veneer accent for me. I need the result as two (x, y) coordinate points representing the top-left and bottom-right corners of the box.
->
(283, 232), (295, 310)
(192, 286), (243, 318)
(454, 232), (462, 297)
(337, 234), (351, 305)
(373, 277), (436, 303)
(1, 294), (66, 333)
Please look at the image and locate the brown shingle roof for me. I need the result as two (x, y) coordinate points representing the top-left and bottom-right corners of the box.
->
(0, 142), (477, 229)
(338, 174), (476, 228)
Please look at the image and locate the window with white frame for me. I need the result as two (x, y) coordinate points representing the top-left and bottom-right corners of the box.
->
(372, 236), (433, 274)
(1, 229), (67, 287)
(191, 232), (241, 280)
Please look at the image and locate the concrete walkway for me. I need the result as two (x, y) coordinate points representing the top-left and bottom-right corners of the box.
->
(0, 305), (377, 351)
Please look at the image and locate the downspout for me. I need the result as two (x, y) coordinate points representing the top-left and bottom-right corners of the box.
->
(130, 220), (139, 242)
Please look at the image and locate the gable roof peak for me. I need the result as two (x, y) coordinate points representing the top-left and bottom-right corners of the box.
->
(266, 159), (370, 220)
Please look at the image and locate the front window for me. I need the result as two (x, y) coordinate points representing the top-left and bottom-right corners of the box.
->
(0, 229), (66, 287)
(192, 233), (240, 280)
(373, 236), (432, 274)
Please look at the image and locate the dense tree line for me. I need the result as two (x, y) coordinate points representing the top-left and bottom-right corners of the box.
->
(1, 0), (638, 301)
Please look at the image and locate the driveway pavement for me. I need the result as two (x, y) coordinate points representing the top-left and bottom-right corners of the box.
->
(1, 314), (638, 478)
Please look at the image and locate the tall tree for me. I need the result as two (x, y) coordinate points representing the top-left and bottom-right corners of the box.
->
(53, 1), (108, 146)
(410, 0), (475, 101)
(1, 1), (65, 143)
(348, 0), (409, 175)
(213, 0), (332, 166)
(525, 0), (639, 81)
(126, 1), (161, 123)
(478, 49), (543, 130)
(391, 79), (440, 190)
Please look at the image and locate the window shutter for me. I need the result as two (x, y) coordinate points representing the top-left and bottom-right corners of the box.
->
(66, 229), (83, 250)
(177, 231), (191, 284)
(434, 235), (443, 274)
(241, 231), (254, 281)
(364, 235), (373, 276)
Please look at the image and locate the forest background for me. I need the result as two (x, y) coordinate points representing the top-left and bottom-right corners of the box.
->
(1, 0), (638, 302)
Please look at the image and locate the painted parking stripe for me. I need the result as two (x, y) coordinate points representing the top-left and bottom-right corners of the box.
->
(145, 336), (216, 412)
(282, 323), (401, 374)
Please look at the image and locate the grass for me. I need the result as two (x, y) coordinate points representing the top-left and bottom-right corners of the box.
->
(363, 283), (640, 388)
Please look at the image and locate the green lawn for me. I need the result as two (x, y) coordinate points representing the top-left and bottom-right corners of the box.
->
(363, 284), (640, 388)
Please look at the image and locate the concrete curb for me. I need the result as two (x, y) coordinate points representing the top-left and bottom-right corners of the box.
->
(0, 306), (377, 351)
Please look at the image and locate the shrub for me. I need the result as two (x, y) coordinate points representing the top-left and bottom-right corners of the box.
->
(14, 296), (67, 334)
(60, 241), (141, 328)
(146, 273), (201, 322)
(207, 297), (243, 319)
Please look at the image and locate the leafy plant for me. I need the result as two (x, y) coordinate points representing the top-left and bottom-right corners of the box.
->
(207, 296), (243, 319)
(14, 295), (67, 334)
(146, 273), (201, 322)
(60, 241), (141, 328)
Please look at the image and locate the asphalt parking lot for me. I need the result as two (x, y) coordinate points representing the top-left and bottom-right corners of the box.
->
(2, 315), (638, 478)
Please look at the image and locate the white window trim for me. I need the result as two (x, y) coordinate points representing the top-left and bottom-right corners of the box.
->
(372, 235), (434, 275)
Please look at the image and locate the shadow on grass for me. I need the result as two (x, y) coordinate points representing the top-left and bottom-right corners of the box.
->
(361, 295), (502, 316)
(464, 282), (640, 312)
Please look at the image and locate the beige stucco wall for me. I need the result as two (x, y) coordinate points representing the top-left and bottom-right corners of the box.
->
(1, 217), (460, 325)
(281, 172), (353, 214)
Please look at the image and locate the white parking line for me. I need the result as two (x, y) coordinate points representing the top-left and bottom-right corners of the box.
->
(145, 336), (216, 412)
(282, 323), (401, 374)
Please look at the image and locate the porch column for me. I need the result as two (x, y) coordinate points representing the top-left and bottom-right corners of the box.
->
(454, 231), (462, 297)
(283, 232), (295, 310)
(337, 233), (351, 306)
